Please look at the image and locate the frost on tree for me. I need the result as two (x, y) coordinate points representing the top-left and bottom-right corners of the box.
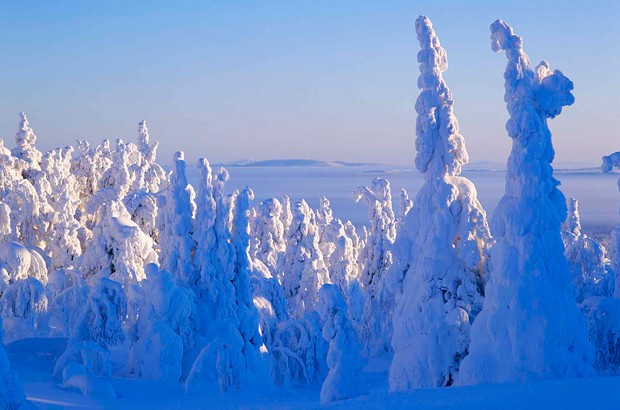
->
(353, 177), (396, 357)
(389, 16), (491, 391)
(0, 316), (28, 409)
(157, 151), (196, 285)
(458, 20), (593, 385)
(317, 284), (365, 404)
(562, 198), (613, 301)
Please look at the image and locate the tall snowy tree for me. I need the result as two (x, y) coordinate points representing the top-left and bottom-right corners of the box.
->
(187, 188), (269, 394)
(157, 152), (196, 285)
(281, 200), (329, 318)
(389, 16), (492, 391)
(353, 177), (397, 357)
(458, 19), (593, 385)
(317, 284), (365, 404)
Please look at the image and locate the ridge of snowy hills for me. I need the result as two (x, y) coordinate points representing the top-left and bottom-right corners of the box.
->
(217, 158), (386, 168)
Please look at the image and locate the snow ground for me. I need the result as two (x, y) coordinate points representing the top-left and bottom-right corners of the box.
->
(9, 337), (620, 409)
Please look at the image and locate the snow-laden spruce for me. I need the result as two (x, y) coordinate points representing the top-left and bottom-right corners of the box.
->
(387, 16), (491, 391)
(458, 19), (594, 385)
(353, 177), (396, 357)
(562, 198), (613, 301)
(317, 284), (365, 404)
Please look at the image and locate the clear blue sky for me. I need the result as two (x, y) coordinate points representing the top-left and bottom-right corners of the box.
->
(0, 1), (618, 165)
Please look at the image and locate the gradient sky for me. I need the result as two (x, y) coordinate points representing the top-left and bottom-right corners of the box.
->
(0, 1), (618, 166)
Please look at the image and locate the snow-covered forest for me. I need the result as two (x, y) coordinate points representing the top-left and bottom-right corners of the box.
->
(1, 16), (620, 408)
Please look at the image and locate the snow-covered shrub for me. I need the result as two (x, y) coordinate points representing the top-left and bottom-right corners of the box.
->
(581, 297), (620, 376)
(317, 284), (365, 404)
(72, 277), (127, 349)
(128, 264), (195, 382)
(389, 17), (491, 391)
(563, 198), (613, 301)
(458, 19), (593, 385)
(353, 177), (396, 357)
(270, 312), (327, 387)
(0, 316), (28, 409)
(0, 277), (48, 342)
(54, 340), (116, 398)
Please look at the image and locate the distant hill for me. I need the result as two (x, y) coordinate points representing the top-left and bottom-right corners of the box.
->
(219, 159), (386, 168)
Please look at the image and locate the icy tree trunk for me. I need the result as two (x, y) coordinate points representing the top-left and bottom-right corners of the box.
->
(389, 16), (491, 391)
(457, 19), (593, 385)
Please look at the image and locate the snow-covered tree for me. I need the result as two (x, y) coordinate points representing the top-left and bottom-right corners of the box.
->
(397, 188), (413, 232)
(0, 316), (28, 409)
(128, 264), (195, 382)
(389, 16), (491, 391)
(135, 121), (166, 193)
(326, 219), (364, 327)
(251, 198), (286, 276)
(271, 312), (327, 387)
(0, 277), (48, 342)
(12, 112), (42, 179)
(581, 297), (620, 376)
(317, 284), (365, 404)
(601, 152), (620, 173)
(281, 200), (329, 318)
(186, 188), (269, 394)
(458, 19), (593, 385)
(99, 139), (131, 201)
(353, 177), (396, 357)
(82, 200), (157, 289)
(315, 196), (334, 237)
(41, 147), (82, 269)
(562, 198), (613, 301)
(157, 152), (196, 285)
